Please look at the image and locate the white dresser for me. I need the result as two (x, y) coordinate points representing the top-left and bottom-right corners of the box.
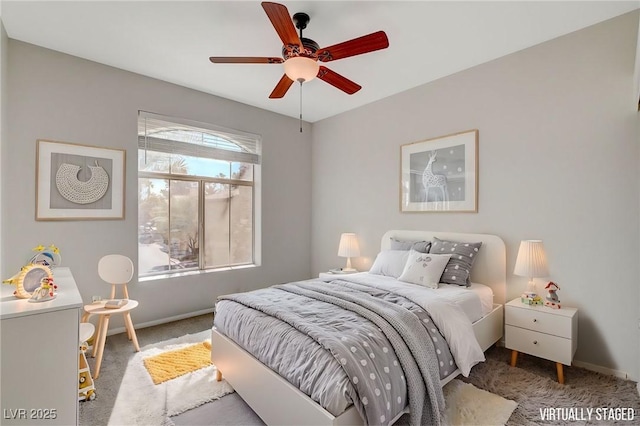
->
(505, 297), (578, 383)
(1, 267), (83, 425)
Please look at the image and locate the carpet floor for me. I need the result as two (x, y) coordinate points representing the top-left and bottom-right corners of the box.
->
(79, 314), (215, 426)
(80, 314), (640, 426)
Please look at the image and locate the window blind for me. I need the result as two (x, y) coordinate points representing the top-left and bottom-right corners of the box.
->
(138, 111), (261, 164)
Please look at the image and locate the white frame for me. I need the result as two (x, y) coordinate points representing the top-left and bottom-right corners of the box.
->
(401, 130), (478, 212)
(211, 230), (505, 426)
(36, 139), (125, 220)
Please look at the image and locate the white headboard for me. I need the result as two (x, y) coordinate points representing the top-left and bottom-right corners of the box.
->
(381, 230), (506, 304)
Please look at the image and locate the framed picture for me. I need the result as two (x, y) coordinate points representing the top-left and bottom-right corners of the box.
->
(400, 129), (478, 212)
(36, 139), (126, 220)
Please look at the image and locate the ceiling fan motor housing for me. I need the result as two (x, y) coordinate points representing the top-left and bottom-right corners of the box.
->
(282, 37), (319, 60)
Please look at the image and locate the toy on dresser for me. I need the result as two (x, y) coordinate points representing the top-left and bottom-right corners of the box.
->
(29, 276), (58, 302)
(544, 281), (561, 309)
(3, 244), (61, 299)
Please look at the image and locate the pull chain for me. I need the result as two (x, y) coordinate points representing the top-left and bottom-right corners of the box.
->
(299, 80), (303, 133)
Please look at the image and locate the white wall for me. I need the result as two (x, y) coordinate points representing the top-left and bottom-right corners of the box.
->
(312, 12), (640, 380)
(4, 40), (312, 329)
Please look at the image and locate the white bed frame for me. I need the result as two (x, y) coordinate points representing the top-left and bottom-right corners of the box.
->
(211, 231), (505, 426)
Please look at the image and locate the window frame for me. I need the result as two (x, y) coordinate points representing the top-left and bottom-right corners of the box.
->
(137, 112), (261, 279)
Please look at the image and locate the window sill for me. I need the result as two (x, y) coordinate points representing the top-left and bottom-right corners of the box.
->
(138, 263), (258, 283)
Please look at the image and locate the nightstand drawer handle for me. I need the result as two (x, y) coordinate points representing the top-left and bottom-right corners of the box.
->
(533, 340), (538, 345)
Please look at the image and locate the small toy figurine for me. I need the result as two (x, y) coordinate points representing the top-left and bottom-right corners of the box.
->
(544, 281), (561, 309)
(29, 276), (58, 302)
(521, 293), (543, 305)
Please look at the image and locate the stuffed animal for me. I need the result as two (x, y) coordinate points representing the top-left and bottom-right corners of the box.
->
(544, 281), (561, 309)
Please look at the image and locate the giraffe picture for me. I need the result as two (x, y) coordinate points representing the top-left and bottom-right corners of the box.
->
(400, 130), (478, 212)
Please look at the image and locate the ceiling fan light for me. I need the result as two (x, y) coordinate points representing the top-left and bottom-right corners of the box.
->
(283, 57), (319, 83)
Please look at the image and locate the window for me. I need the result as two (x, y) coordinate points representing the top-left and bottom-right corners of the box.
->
(138, 112), (261, 277)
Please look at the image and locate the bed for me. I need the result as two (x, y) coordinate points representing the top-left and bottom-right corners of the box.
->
(211, 230), (505, 426)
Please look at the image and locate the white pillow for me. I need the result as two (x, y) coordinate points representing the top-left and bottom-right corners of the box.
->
(369, 250), (410, 278)
(398, 250), (452, 289)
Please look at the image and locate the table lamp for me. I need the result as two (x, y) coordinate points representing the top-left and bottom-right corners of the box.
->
(338, 233), (360, 272)
(514, 240), (549, 299)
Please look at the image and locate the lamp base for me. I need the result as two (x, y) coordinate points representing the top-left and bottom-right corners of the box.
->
(342, 257), (357, 273)
(525, 279), (538, 298)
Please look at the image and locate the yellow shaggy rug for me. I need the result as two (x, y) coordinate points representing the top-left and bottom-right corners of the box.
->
(143, 341), (212, 385)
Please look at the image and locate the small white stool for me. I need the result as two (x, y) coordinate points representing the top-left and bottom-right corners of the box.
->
(80, 322), (95, 344)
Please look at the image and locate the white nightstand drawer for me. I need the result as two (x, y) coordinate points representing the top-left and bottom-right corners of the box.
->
(505, 305), (572, 339)
(505, 325), (573, 365)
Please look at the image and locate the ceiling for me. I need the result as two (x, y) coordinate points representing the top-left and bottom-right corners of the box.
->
(2, 1), (638, 123)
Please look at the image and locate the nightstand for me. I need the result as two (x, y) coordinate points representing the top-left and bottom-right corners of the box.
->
(505, 298), (578, 384)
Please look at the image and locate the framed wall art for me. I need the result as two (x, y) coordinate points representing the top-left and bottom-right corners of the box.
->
(36, 139), (125, 220)
(400, 129), (478, 213)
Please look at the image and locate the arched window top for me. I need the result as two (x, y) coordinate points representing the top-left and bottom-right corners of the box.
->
(138, 111), (261, 164)
(148, 128), (243, 153)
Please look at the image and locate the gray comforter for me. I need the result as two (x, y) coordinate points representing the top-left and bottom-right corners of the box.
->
(215, 279), (450, 426)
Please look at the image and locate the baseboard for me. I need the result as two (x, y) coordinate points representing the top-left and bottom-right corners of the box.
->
(572, 359), (630, 380)
(105, 308), (215, 336)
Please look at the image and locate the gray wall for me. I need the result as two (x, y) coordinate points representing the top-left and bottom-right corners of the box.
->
(4, 40), (312, 328)
(311, 12), (640, 380)
(0, 19), (7, 276)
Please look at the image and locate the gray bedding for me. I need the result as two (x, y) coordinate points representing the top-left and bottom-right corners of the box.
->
(214, 279), (455, 426)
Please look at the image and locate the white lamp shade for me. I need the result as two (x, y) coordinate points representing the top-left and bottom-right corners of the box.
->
(514, 240), (549, 278)
(283, 57), (319, 82)
(338, 233), (360, 258)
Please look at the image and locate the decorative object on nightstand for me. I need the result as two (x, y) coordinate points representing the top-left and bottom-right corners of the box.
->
(514, 240), (549, 304)
(544, 282), (561, 309)
(337, 233), (360, 273)
(505, 298), (577, 384)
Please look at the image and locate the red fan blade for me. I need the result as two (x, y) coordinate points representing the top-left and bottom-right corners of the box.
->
(317, 66), (361, 95)
(269, 74), (294, 98)
(209, 57), (283, 64)
(262, 2), (302, 48)
(317, 31), (389, 62)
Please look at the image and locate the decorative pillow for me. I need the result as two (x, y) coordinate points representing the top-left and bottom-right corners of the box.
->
(389, 237), (431, 253)
(398, 251), (452, 289)
(430, 237), (482, 286)
(369, 250), (410, 278)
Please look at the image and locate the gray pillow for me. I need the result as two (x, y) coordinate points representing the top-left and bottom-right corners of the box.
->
(430, 237), (482, 286)
(389, 237), (431, 253)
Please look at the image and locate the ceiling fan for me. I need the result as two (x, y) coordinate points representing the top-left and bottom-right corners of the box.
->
(209, 2), (389, 99)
